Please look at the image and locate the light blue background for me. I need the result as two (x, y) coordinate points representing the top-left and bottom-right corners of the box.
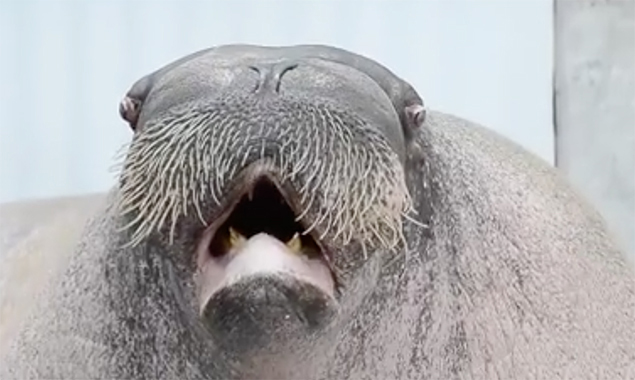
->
(0, 0), (554, 203)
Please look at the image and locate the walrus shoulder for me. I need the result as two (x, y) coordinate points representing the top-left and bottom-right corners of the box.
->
(0, 193), (106, 353)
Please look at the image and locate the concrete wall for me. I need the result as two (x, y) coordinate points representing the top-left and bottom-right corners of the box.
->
(555, 0), (635, 261)
(0, 0), (554, 203)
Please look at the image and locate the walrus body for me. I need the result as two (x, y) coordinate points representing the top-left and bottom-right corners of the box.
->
(1, 45), (634, 379)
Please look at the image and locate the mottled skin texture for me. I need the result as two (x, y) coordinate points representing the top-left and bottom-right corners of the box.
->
(1, 45), (635, 379)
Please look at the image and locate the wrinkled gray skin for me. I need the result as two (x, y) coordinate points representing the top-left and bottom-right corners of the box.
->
(1, 44), (635, 380)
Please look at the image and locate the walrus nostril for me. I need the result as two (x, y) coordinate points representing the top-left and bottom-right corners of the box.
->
(274, 62), (298, 93)
(249, 61), (298, 94)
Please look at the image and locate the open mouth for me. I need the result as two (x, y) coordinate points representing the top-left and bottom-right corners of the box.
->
(195, 170), (340, 311)
(205, 175), (332, 271)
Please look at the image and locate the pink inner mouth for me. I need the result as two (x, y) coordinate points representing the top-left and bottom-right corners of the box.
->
(195, 176), (337, 307)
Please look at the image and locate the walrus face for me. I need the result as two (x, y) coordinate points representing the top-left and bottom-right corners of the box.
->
(115, 46), (418, 353)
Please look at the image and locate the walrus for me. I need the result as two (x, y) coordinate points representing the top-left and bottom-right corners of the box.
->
(1, 44), (634, 379)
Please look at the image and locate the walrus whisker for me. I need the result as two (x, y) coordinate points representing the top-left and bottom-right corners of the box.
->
(402, 212), (429, 230)
(116, 100), (412, 250)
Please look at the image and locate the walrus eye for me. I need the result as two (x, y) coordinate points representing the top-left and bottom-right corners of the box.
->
(119, 96), (141, 130)
(405, 103), (426, 130)
(208, 178), (322, 259)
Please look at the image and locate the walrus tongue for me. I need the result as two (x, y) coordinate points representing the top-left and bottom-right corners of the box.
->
(221, 233), (334, 296)
(197, 232), (336, 315)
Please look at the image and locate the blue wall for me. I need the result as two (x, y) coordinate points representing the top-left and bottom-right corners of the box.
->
(0, 0), (554, 203)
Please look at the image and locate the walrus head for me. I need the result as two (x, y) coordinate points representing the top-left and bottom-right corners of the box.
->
(114, 45), (426, 356)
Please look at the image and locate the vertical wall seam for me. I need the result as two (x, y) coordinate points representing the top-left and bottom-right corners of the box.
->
(552, 0), (560, 168)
